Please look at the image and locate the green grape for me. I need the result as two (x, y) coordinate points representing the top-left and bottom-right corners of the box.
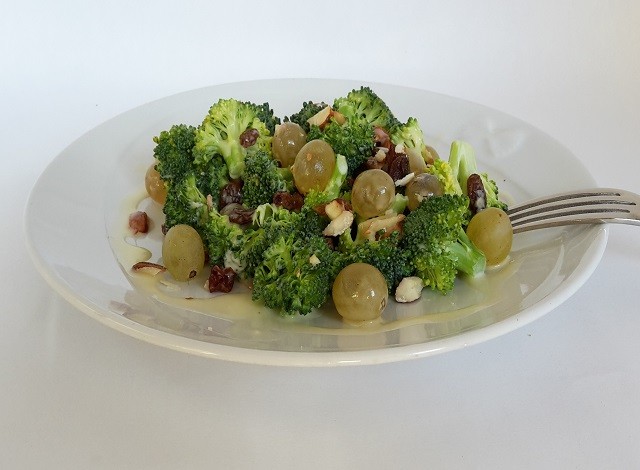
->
(466, 207), (513, 265)
(272, 122), (307, 168)
(145, 163), (167, 205)
(291, 139), (336, 195)
(162, 224), (206, 282)
(332, 263), (388, 322)
(405, 173), (443, 211)
(351, 169), (395, 219)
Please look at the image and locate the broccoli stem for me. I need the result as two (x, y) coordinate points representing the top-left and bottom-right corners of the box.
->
(449, 228), (486, 277)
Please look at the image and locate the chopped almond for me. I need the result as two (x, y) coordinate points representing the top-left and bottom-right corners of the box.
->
(357, 213), (405, 242)
(131, 261), (166, 276)
(307, 105), (332, 128)
(322, 211), (354, 237)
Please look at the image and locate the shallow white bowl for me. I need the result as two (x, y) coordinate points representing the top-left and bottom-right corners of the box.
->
(25, 79), (607, 366)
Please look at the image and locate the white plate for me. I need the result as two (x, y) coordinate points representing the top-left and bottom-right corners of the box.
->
(25, 79), (607, 366)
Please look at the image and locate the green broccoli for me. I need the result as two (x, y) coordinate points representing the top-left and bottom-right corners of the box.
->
(307, 120), (375, 176)
(285, 101), (328, 133)
(201, 207), (245, 267)
(153, 124), (197, 183)
(193, 98), (276, 179)
(252, 234), (342, 316)
(229, 204), (326, 278)
(402, 194), (486, 294)
(390, 117), (433, 170)
(425, 158), (463, 196)
(253, 102), (281, 135)
(162, 173), (210, 230)
(333, 86), (400, 131)
(303, 154), (349, 208)
(448, 140), (507, 211)
(242, 149), (289, 209)
(153, 123), (230, 232)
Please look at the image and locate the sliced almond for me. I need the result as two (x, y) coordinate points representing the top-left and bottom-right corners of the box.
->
(395, 276), (424, 303)
(322, 210), (354, 237)
(131, 261), (166, 276)
(357, 213), (405, 242)
(307, 105), (332, 127)
(394, 172), (415, 187)
(324, 199), (347, 220)
(331, 110), (346, 125)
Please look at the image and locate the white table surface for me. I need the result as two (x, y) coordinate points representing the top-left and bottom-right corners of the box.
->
(3, 1), (640, 468)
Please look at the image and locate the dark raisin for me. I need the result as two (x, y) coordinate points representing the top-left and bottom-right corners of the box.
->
(273, 191), (304, 212)
(387, 154), (410, 182)
(208, 265), (236, 293)
(239, 128), (259, 148)
(467, 173), (487, 215)
(219, 179), (243, 208)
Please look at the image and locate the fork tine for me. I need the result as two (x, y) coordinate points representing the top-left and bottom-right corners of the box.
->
(506, 188), (640, 233)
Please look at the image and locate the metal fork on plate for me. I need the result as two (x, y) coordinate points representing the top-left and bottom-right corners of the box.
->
(506, 188), (640, 233)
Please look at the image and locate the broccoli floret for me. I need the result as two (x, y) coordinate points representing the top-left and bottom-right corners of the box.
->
(448, 140), (507, 211)
(333, 86), (400, 131)
(402, 194), (486, 293)
(390, 193), (409, 215)
(285, 101), (328, 133)
(307, 120), (375, 176)
(242, 149), (289, 209)
(229, 204), (326, 278)
(195, 154), (229, 208)
(425, 158), (463, 196)
(252, 234), (341, 316)
(391, 117), (434, 170)
(193, 98), (275, 179)
(201, 207), (245, 267)
(154, 123), (229, 229)
(253, 102), (281, 135)
(303, 154), (349, 208)
(161, 173), (210, 230)
(338, 231), (412, 292)
(153, 124), (197, 183)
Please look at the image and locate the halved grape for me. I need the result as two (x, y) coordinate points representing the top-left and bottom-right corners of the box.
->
(272, 122), (307, 167)
(291, 139), (335, 195)
(351, 169), (395, 219)
(466, 207), (513, 265)
(332, 263), (388, 322)
(162, 224), (205, 282)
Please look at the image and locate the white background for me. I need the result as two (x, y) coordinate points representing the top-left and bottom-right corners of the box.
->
(2, 1), (640, 468)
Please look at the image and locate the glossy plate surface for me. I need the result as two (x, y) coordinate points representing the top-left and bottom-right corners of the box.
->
(25, 79), (607, 366)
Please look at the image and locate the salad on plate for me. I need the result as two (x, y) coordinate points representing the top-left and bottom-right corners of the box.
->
(131, 86), (511, 324)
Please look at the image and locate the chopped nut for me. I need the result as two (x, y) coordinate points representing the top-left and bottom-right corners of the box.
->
(131, 261), (166, 276)
(128, 211), (148, 234)
(394, 172), (415, 187)
(309, 254), (321, 266)
(395, 276), (424, 303)
(331, 110), (346, 125)
(357, 213), (405, 241)
(373, 148), (387, 162)
(307, 105), (332, 127)
(324, 199), (349, 220)
(322, 210), (354, 236)
(307, 105), (345, 129)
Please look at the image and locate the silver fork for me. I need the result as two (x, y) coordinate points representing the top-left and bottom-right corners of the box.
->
(507, 188), (640, 233)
